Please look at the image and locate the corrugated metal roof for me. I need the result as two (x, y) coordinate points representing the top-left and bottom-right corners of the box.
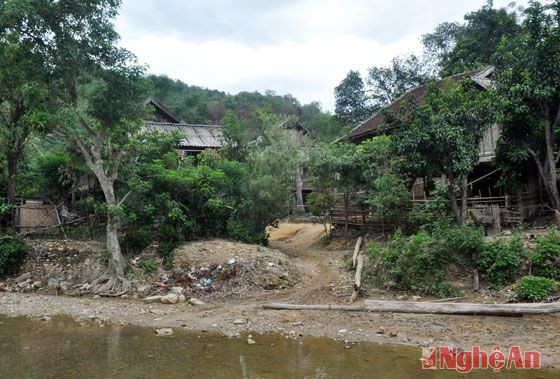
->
(144, 121), (223, 148)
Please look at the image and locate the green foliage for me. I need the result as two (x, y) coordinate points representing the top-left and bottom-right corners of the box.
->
(493, 1), (560, 209)
(410, 184), (454, 226)
(476, 235), (525, 288)
(367, 54), (432, 110)
(121, 226), (153, 257)
(366, 173), (410, 221)
(146, 75), (342, 141)
(138, 259), (158, 274)
(422, 1), (520, 76)
(514, 276), (559, 302)
(531, 229), (560, 279)
(366, 222), (482, 296)
(122, 109), (296, 260)
(388, 78), (497, 223)
(0, 237), (27, 276)
(306, 192), (331, 218)
(334, 70), (371, 125)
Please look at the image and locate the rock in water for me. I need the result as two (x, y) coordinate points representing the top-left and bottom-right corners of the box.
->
(143, 295), (163, 303)
(160, 293), (179, 304)
(188, 298), (205, 306)
(247, 338), (256, 345)
(155, 328), (173, 336)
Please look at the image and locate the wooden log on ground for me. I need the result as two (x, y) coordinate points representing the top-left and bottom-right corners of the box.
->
(350, 252), (364, 302)
(263, 303), (367, 312)
(351, 236), (363, 268)
(263, 300), (560, 317)
(363, 300), (560, 316)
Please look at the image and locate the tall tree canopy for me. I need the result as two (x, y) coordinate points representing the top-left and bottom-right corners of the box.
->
(0, 9), (51, 224)
(3, 0), (147, 293)
(367, 54), (432, 111)
(494, 0), (560, 217)
(422, 0), (520, 76)
(334, 70), (371, 125)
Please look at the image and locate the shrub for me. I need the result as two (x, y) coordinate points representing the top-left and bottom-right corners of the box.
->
(121, 226), (153, 256)
(0, 237), (28, 276)
(365, 223), (482, 297)
(138, 259), (158, 274)
(365, 173), (411, 221)
(410, 184), (453, 227)
(476, 235), (525, 288)
(514, 276), (559, 302)
(531, 229), (560, 279)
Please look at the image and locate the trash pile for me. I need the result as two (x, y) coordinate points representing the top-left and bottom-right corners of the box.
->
(170, 239), (301, 297)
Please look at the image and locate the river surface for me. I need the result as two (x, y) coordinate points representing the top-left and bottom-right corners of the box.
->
(0, 315), (557, 378)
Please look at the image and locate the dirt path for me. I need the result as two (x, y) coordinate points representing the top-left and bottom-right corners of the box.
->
(2, 222), (560, 368)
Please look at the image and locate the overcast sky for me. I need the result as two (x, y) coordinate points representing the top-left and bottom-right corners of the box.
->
(116, 0), (525, 112)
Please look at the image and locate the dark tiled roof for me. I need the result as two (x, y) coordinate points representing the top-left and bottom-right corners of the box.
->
(346, 66), (494, 142)
(144, 121), (222, 148)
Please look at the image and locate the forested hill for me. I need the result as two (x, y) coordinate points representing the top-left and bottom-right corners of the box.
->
(145, 74), (345, 141)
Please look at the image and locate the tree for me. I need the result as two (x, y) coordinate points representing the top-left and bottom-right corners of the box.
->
(4, 0), (146, 293)
(367, 55), (432, 111)
(0, 20), (50, 224)
(423, 0), (520, 76)
(494, 1), (560, 218)
(334, 70), (371, 125)
(388, 79), (496, 224)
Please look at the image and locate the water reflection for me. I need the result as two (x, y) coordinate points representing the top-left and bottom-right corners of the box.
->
(0, 316), (556, 378)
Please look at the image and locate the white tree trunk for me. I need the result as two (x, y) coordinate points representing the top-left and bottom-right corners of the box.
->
(98, 175), (126, 277)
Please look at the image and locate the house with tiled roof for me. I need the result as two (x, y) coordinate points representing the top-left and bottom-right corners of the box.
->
(144, 98), (222, 158)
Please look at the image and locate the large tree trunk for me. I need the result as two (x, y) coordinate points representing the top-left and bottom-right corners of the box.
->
(460, 177), (468, 224)
(530, 119), (560, 223)
(98, 176), (126, 277)
(5, 148), (20, 228)
(445, 173), (468, 225)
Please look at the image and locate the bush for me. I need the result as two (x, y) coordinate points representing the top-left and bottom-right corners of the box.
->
(476, 235), (525, 288)
(366, 173), (410, 221)
(138, 259), (158, 274)
(365, 222), (482, 297)
(514, 276), (559, 302)
(0, 237), (28, 276)
(410, 184), (453, 227)
(121, 226), (153, 256)
(531, 229), (560, 279)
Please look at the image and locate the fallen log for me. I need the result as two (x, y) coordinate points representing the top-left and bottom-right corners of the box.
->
(263, 300), (560, 317)
(263, 303), (367, 312)
(350, 252), (364, 302)
(351, 236), (363, 268)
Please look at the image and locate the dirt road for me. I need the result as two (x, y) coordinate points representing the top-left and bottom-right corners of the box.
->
(2, 222), (560, 368)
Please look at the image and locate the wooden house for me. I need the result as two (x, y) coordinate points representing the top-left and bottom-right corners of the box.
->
(144, 98), (222, 159)
(337, 66), (544, 230)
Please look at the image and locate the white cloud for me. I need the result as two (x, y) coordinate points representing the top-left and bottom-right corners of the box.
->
(116, 0), (527, 112)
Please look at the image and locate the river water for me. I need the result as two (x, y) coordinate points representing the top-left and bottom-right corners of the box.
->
(0, 315), (557, 378)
